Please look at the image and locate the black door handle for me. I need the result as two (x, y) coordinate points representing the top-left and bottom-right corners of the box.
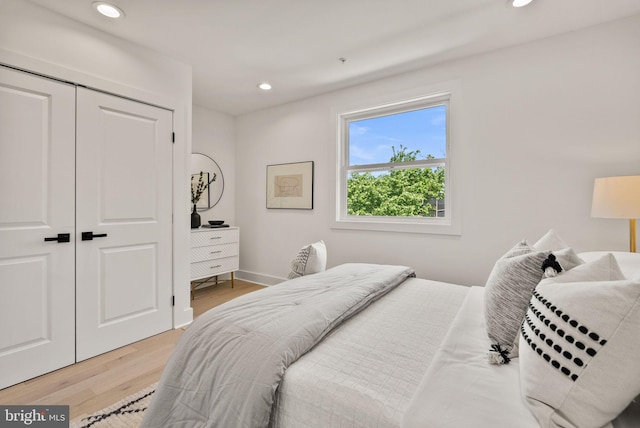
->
(82, 231), (108, 241)
(44, 233), (70, 243)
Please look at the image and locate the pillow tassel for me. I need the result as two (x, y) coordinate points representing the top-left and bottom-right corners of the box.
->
(488, 344), (511, 365)
(541, 254), (563, 278)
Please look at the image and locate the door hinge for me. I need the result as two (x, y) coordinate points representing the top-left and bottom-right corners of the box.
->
(172, 132), (175, 143)
(172, 295), (175, 306)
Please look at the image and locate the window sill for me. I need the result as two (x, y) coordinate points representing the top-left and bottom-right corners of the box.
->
(330, 217), (461, 235)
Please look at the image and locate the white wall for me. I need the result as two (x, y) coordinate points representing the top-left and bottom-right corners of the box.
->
(236, 14), (640, 286)
(192, 106), (236, 226)
(0, 0), (194, 326)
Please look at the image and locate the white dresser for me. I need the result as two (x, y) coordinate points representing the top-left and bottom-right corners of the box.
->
(190, 227), (239, 297)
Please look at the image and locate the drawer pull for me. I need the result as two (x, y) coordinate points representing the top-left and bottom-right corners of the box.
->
(211, 236), (222, 240)
(210, 250), (222, 254)
(211, 264), (222, 269)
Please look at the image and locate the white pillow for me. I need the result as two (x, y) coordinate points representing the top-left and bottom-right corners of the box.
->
(538, 253), (624, 285)
(551, 247), (584, 272)
(533, 229), (584, 273)
(533, 229), (570, 252)
(579, 251), (640, 280)
(287, 240), (327, 279)
(519, 255), (640, 428)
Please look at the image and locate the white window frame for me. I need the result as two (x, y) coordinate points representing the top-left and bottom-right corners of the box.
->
(331, 82), (461, 235)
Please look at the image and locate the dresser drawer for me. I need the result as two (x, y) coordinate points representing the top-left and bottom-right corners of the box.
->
(191, 228), (239, 248)
(191, 243), (239, 263)
(191, 256), (239, 280)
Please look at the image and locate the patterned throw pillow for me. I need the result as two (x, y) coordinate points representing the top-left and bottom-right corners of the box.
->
(485, 241), (549, 363)
(519, 259), (640, 428)
(287, 240), (327, 279)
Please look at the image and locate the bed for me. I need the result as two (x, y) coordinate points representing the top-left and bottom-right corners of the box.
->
(142, 241), (640, 428)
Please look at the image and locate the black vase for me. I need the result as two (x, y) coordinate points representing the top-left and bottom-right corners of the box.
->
(191, 204), (201, 228)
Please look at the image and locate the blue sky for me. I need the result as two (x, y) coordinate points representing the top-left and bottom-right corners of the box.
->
(349, 105), (446, 165)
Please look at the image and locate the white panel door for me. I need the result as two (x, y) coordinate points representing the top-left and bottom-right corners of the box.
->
(75, 88), (173, 361)
(0, 67), (76, 389)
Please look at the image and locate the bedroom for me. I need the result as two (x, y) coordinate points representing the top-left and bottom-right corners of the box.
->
(1, 0), (639, 426)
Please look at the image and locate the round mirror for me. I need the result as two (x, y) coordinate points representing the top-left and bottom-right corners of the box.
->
(191, 153), (224, 211)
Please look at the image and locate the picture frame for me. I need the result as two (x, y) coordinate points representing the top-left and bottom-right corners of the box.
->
(266, 161), (314, 209)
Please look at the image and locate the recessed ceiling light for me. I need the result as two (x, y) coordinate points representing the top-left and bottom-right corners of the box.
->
(258, 83), (272, 91)
(512, 0), (533, 7)
(93, 2), (124, 18)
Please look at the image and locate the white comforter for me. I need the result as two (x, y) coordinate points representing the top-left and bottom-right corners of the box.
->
(142, 263), (414, 428)
(270, 278), (469, 428)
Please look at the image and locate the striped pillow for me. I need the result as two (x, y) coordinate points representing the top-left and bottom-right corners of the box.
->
(485, 241), (548, 363)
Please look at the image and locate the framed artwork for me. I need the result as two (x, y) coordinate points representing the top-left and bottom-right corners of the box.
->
(266, 161), (314, 209)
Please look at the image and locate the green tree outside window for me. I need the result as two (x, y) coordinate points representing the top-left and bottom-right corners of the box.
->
(347, 145), (445, 217)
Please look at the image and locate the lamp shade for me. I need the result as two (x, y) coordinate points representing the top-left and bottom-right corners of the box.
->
(591, 175), (640, 219)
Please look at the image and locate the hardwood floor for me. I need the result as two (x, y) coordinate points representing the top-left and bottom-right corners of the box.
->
(191, 277), (265, 318)
(0, 279), (265, 420)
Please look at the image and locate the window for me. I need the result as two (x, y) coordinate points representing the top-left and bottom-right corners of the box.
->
(333, 88), (460, 235)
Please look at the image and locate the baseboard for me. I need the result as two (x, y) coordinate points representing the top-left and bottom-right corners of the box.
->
(235, 270), (285, 287)
(174, 306), (193, 329)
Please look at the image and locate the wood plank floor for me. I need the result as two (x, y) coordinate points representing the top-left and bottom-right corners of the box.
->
(0, 279), (265, 420)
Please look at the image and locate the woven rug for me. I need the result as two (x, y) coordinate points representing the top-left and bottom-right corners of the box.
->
(70, 383), (156, 428)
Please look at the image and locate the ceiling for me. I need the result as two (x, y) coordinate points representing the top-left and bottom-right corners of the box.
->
(26, 0), (640, 116)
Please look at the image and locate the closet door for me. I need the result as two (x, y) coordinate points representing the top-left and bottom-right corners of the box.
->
(0, 67), (76, 389)
(75, 88), (173, 361)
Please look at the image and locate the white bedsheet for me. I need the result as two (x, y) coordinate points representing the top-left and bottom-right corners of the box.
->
(270, 278), (469, 428)
(402, 286), (540, 428)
